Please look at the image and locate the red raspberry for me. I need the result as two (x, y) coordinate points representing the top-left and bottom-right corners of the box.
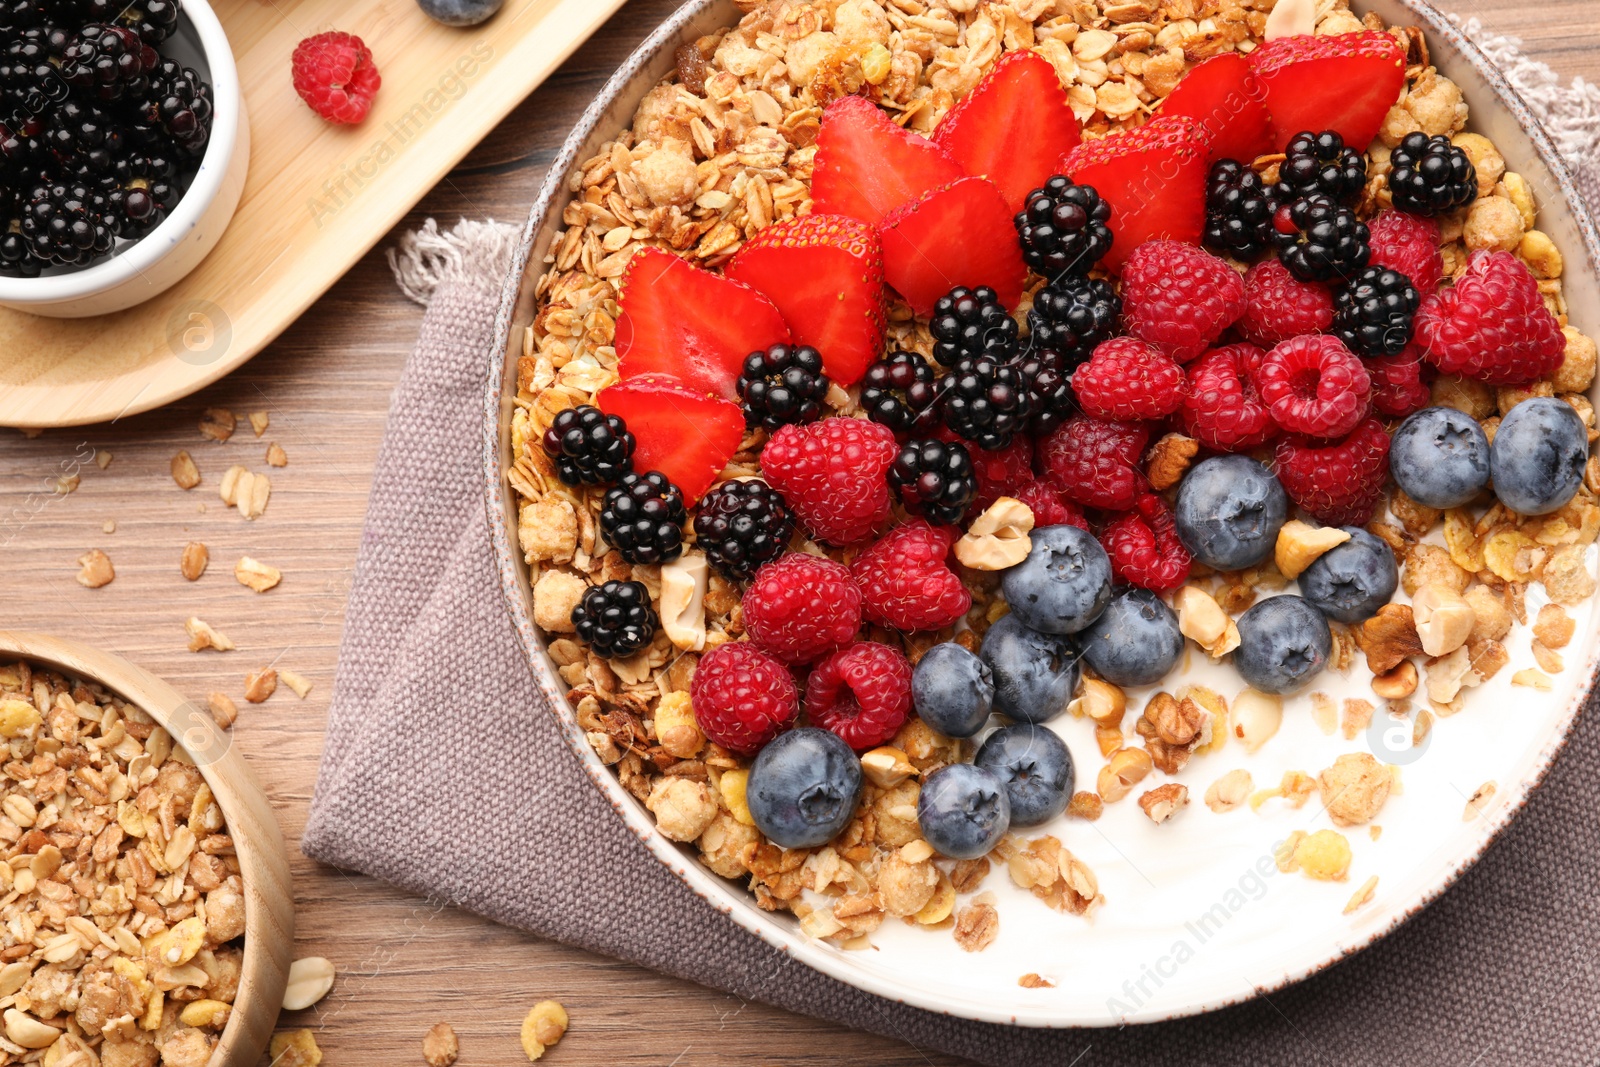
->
(1237, 258), (1334, 348)
(1013, 480), (1091, 531)
(1071, 337), (1185, 421)
(1274, 417), (1391, 526)
(762, 418), (898, 545)
(1180, 343), (1278, 452)
(850, 521), (971, 632)
(1120, 240), (1247, 362)
(1368, 347), (1432, 418)
(291, 32), (381, 125)
(1415, 251), (1565, 386)
(1257, 335), (1371, 440)
(941, 428), (1033, 512)
(743, 553), (862, 664)
(1099, 495), (1192, 591)
(689, 642), (798, 756)
(804, 642), (913, 751)
(1367, 210), (1443, 293)
(1039, 416), (1150, 511)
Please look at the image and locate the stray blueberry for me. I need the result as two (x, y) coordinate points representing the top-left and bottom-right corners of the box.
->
(974, 723), (1074, 827)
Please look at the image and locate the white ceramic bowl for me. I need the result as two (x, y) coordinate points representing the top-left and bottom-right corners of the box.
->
(0, 0), (249, 318)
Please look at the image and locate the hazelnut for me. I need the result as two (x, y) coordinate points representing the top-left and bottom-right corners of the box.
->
(1274, 520), (1350, 580)
(1370, 659), (1418, 700)
(954, 497), (1034, 571)
(1096, 747), (1152, 803)
(1411, 583), (1475, 656)
(1070, 677), (1126, 727)
(1173, 585), (1240, 657)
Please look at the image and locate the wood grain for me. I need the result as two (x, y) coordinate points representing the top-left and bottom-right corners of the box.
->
(0, 3), (1593, 1064)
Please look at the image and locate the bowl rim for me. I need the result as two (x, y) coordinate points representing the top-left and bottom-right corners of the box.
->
(0, 0), (243, 303)
(483, 0), (1600, 1028)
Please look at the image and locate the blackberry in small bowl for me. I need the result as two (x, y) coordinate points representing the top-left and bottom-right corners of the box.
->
(736, 343), (829, 431)
(694, 479), (796, 581)
(1387, 132), (1476, 217)
(941, 354), (1033, 451)
(132, 58), (212, 157)
(570, 580), (659, 659)
(861, 350), (943, 437)
(79, 0), (182, 45)
(1204, 159), (1276, 260)
(44, 100), (125, 178)
(61, 24), (159, 101)
(930, 285), (1019, 367)
(1333, 267), (1420, 358)
(1271, 195), (1370, 283)
(1027, 274), (1120, 364)
(1015, 345), (1076, 436)
(1273, 130), (1367, 206)
(890, 437), (977, 527)
(600, 471), (687, 565)
(21, 179), (113, 265)
(0, 25), (73, 115)
(541, 403), (635, 487)
(1013, 177), (1112, 278)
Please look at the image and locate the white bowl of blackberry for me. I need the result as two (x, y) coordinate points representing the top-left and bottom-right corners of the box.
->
(0, 0), (247, 317)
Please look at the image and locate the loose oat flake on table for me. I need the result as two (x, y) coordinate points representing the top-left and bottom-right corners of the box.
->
(507, 0), (1597, 959)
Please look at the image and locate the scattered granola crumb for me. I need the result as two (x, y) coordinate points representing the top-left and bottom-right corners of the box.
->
(423, 1022), (460, 1067)
(208, 691), (239, 729)
(1317, 753), (1392, 826)
(220, 466), (272, 520)
(1530, 640), (1564, 674)
(74, 548), (114, 588)
(1343, 874), (1378, 914)
(95, 449), (111, 469)
(1369, 825), (1383, 841)
(1065, 790), (1103, 820)
(949, 857), (989, 894)
(270, 1030), (322, 1067)
(280, 669), (314, 699)
(182, 541), (210, 581)
(520, 1001), (568, 1062)
(1511, 668), (1553, 690)
(244, 668), (278, 703)
(1204, 769), (1253, 813)
(199, 407), (237, 442)
(1293, 829), (1352, 881)
(1463, 781), (1497, 820)
(101, 519), (115, 535)
(283, 957), (336, 1011)
(1018, 973), (1055, 989)
(248, 410), (270, 437)
(186, 616), (236, 652)
(172, 450), (202, 489)
(235, 555), (282, 593)
(1341, 698), (1375, 741)
(953, 902), (998, 952)
(1146, 432), (1199, 490)
(1534, 603), (1575, 649)
(1308, 691), (1337, 735)
(267, 442), (289, 467)
(55, 473), (79, 495)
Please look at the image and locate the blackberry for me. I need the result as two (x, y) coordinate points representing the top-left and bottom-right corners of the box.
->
(736, 343), (829, 431)
(570, 580), (659, 658)
(100, 147), (177, 237)
(1015, 346), (1076, 436)
(1203, 158), (1276, 259)
(541, 403), (635, 487)
(1, 26), (73, 116)
(860, 350), (943, 437)
(693, 479), (796, 581)
(132, 59), (211, 156)
(600, 471), (687, 565)
(1387, 132), (1476, 217)
(1013, 177), (1112, 278)
(0, 188), (42, 277)
(0, 113), (48, 186)
(1274, 130), (1367, 206)
(21, 179), (112, 264)
(77, 0), (180, 44)
(930, 285), (1018, 367)
(1271, 195), (1370, 283)
(941, 354), (1032, 451)
(889, 437), (977, 526)
(0, 1), (49, 32)
(61, 24), (158, 101)
(1332, 267), (1420, 358)
(44, 100), (127, 178)
(1026, 274), (1120, 364)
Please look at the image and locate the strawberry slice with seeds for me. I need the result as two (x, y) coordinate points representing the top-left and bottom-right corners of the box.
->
(879, 176), (1027, 316)
(596, 372), (744, 503)
(1249, 31), (1407, 152)
(1061, 115), (1210, 272)
(812, 95), (964, 227)
(614, 247), (790, 402)
(725, 214), (885, 387)
(932, 50), (1082, 213)
(1154, 53), (1272, 164)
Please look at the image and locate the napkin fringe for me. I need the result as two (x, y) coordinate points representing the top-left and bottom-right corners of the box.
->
(1459, 17), (1600, 177)
(388, 218), (522, 306)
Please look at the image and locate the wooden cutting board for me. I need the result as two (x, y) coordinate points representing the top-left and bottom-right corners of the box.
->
(0, 0), (627, 429)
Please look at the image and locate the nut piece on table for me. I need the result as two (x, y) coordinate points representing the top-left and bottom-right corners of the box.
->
(185, 617), (236, 653)
(424, 1022), (460, 1067)
(219, 466), (272, 520)
(1204, 769), (1253, 812)
(520, 1001), (569, 1062)
(281, 669), (314, 698)
(75, 549), (114, 588)
(1317, 752), (1392, 826)
(235, 556), (282, 593)
(267, 442), (289, 467)
(1230, 689), (1282, 753)
(1411, 584), (1474, 657)
(954, 497), (1034, 571)
(244, 668), (278, 703)
(269, 1030), (323, 1067)
(181, 541), (210, 581)
(1137, 783), (1189, 824)
(171, 450), (201, 489)
(198, 407), (236, 442)
(1172, 585), (1239, 658)
(248, 410), (270, 437)
(207, 692), (239, 729)
(282, 957), (336, 1011)
(1274, 520), (1350, 580)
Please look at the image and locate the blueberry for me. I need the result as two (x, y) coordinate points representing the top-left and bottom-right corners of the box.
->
(1233, 595), (1331, 694)
(1000, 524), (1113, 634)
(912, 643), (994, 738)
(416, 0), (504, 25)
(1390, 406), (1491, 508)
(1174, 455), (1288, 570)
(746, 728), (863, 849)
(1490, 397), (1589, 516)
(979, 613), (1080, 723)
(974, 723), (1073, 827)
(1296, 527), (1398, 624)
(916, 763), (1011, 859)
(1079, 587), (1184, 687)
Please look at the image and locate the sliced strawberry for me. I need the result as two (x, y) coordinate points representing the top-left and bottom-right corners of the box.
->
(812, 95), (964, 227)
(1061, 115), (1210, 272)
(1249, 31), (1407, 152)
(879, 176), (1026, 317)
(1154, 53), (1272, 163)
(725, 214), (885, 387)
(932, 49), (1081, 213)
(595, 373), (744, 504)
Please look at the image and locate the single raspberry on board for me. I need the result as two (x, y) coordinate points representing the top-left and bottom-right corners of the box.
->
(761, 417), (898, 546)
(1366, 209), (1443, 293)
(1257, 335), (1372, 440)
(805, 642), (913, 751)
(1367, 347), (1432, 418)
(1071, 337), (1185, 421)
(291, 31), (381, 125)
(1274, 417), (1391, 526)
(850, 521), (971, 632)
(1119, 240), (1247, 362)
(1180, 343), (1278, 452)
(1099, 495), (1192, 591)
(1038, 415), (1150, 511)
(1415, 250), (1565, 386)
(1237, 258), (1335, 348)
(742, 553), (862, 665)
(1013, 480), (1091, 531)
(689, 642), (798, 756)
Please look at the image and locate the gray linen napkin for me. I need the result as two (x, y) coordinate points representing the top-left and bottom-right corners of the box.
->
(303, 25), (1600, 1067)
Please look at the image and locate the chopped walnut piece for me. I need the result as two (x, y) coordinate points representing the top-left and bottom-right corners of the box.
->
(198, 408), (236, 442)
(75, 548), (115, 588)
(949, 857), (990, 894)
(1146, 433), (1199, 490)
(1354, 603), (1425, 673)
(1274, 521), (1350, 579)
(1204, 769), (1253, 812)
(1344, 875), (1379, 914)
(181, 541), (210, 581)
(423, 1023), (460, 1067)
(1318, 753), (1391, 826)
(952, 902), (999, 952)
(171, 450), (202, 489)
(186, 616), (236, 652)
(244, 668), (278, 703)
(1463, 781), (1497, 820)
(208, 692), (239, 729)
(1138, 783), (1189, 824)
(266, 443), (288, 467)
(1019, 973), (1056, 989)
(234, 556), (282, 593)
(520, 1001), (568, 1061)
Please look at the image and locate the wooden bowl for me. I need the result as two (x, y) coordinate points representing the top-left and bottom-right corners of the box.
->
(0, 632), (294, 1066)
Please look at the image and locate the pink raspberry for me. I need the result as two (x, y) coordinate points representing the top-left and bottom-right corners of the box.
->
(689, 642), (798, 756)
(1038, 416), (1150, 511)
(291, 31), (381, 125)
(1099, 495), (1192, 591)
(1071, 337), (1185, 421)
(1367, 210), (1443, 293)
(1274, 417), (1391, 526)
(1180, 343), (1278, 452)
(762, 418), (898, 545)
(1013, 480), (1091, 531)
(805, 642), (913, 751)
(940, 428), (1033, 512)
(1416, 251), (1565, 386)
(1257, 335), (1372, 439)
(850, 521), (971, 632)
(1237, 258), (1335, 348)
(743, 553), (862, 664)
(1368, 347), (1432, 418)
(1120, 240), (1247, 362)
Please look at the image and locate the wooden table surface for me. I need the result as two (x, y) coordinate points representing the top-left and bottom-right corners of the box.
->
(1, 3), (1593, 1063)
